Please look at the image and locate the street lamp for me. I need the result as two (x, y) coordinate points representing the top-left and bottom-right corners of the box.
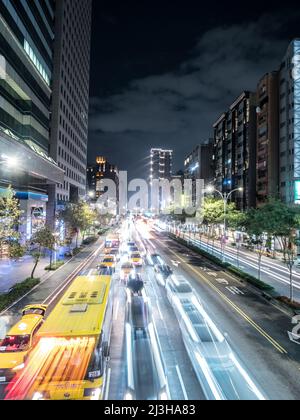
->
(205, 185), (243, 262)
(88, 191), (95, 199)
(0, 154), (19, 168)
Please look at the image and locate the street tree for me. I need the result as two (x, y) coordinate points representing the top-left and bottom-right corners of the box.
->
(262, 200), (300, 302)
(201, 197), (240, 251)
(30, 226), (56, 279)
(0, 186), (22, 257)
(242, 208), (269, 280)
(60, 202), (98, 248)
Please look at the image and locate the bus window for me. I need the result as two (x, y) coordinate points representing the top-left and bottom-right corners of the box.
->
(85, 335), (104, 381)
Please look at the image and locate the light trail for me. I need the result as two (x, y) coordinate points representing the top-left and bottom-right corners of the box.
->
(5, 337), (95, 400)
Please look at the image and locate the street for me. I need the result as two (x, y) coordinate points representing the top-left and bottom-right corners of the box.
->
(177, 231), (300, 301)
(1, 221), (300, 400)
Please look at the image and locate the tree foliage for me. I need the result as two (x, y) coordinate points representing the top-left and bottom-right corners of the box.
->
(60, 202), (98, 246)
(30, 226), (56, 279)
(0, 186), (22, 255)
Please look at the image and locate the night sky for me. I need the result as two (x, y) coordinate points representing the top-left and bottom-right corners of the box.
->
(88, 0), (300, 179)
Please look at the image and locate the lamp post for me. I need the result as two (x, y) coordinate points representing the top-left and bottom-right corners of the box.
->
(0, 154), (19, 168)
(205, 186), (243, 263)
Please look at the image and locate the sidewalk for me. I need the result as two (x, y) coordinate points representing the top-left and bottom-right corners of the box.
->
(0, 243), (80, 294)
(178, 231), (295, 270)
(170, 229), (300, 301)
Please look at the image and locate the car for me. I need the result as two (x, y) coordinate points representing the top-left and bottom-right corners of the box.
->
(108, 248), (120, 261)
(165, 275), (194, 306)
(146, 253), (161, 267)
(130, 252), (143, 267)
(154, 264), (173, 287)
(129, 246), (139, 253)
(0, 305), (47, 384)
(120, 262), (135, 283)
(98, 256), (116, 272)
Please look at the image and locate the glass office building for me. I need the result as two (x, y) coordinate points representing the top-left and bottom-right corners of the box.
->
(0, 0), (64, 240)
(279, 39), (300, 204)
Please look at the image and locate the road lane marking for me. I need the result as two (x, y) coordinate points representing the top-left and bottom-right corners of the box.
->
(226, 287), (245, 296)
(156, 300), (164, 321)
(216, 279), (229, 286)
(176, 365), (188, 401)
(158, 240), (288, 355)
(185, 236), (300, 290)
(114, 299), (120, 321)
(104, 367), (111, 401)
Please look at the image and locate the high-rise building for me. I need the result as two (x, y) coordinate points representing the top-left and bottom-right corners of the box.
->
(0, 0), (64, 240)
(256, 72), (280, 206)
(87, 156), (119, 201)
(213, 92), (257, 210)
(48, 0), (92, 223)
(184, 140), (215, 184)
(184, 141), (215, 206)
(150, 148), (173, 182)
(278, 39), (300, 204)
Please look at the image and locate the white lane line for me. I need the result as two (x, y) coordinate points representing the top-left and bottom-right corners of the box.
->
(176, 365), (188, 401)
(88, 268), (94, 276)
(114, 299), (120, 321)
(156, 300), (164, 321)
(187, 237), (300, 291)
(104, 367), (111, 401)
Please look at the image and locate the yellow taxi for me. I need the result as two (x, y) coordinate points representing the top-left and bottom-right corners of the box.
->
(0, 305), (47, 384)
(130, 252), (143, 267)
(104, 247), (114, 255)
(99, 256), (116, 273)
(120, 262), (135, 282)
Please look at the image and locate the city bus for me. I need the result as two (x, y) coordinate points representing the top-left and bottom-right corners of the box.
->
(5, 275), (113, 401)
(105, 234), (120, 250)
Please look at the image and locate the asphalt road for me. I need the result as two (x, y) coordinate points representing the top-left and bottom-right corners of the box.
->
(2, 223), (300, 400)
(148, 229), (300, 400)
(179, 232), (300, 301)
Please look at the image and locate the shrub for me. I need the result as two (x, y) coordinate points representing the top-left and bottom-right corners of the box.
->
(45, 261), (65, 271)
(277, 296), (300, 310)
(0, 278), (40, 312)
(169, 233), (274, 292)
(82, 237), (98, 245)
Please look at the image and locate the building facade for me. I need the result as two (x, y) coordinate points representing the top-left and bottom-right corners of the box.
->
(184, 140), (214, 184)
(278, 39), (300, 204)
(150, 148), (173, 182)
(184, 141), (214, 207)
(0, 0), (64, 241)
(213, 92), (257, 210)
(87, 156), (119, 202)
(256, 72), (280, 206)
(48, 0), (92, 224)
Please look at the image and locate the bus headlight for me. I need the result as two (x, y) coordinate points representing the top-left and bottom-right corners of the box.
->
(13, 363), (25, 371)
(32, 392), (44, 401)
(84, 387), (102, 400)
(124, 392), (133, 400)
(159, 391), (168, 400)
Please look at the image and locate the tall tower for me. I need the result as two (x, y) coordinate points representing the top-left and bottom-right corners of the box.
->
(48, 0), (92, 223)
(278, 39), (300, 204)
(150, 148), (173, 182)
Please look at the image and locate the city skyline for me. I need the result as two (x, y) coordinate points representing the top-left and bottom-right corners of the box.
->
(2, 0), (300, 404)
(88, 1), (300, 179)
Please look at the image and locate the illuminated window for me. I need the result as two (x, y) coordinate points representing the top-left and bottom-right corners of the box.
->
(24, 40), (50, 86)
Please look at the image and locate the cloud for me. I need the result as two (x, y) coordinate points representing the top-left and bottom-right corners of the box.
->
(88, 13), (295, 176)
